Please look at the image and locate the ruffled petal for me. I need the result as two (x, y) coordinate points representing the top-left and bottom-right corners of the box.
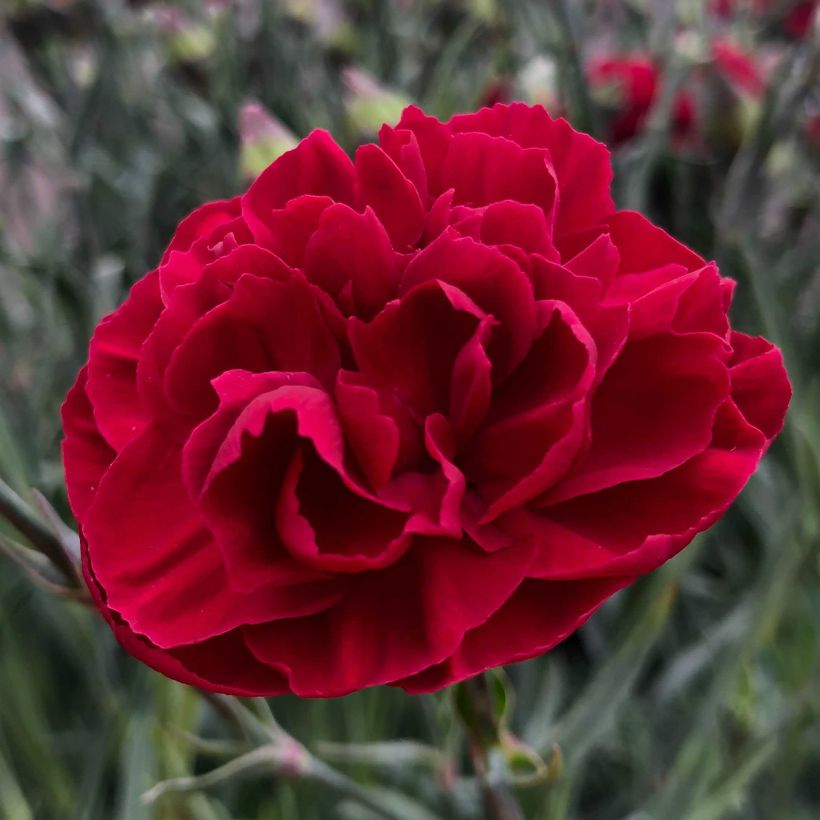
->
(303, 203), (399, 318)
(243, 130), (355, 245)
(244, 535), (534, 696)
(447, 103), (614, 242)
(729, 332), (791, 442)
(350, 278), (490, 417)
(537, 399), (766, 570)
(354, 144), (426, 248)
(440, 132), (559, 229)
(545, 333), (730, 503)
(164, 272), (339, 421)
(608, 210), (705, 275)
(463, 301), (595, 518)
(401, 230), (537, 376)
(84, 426), (341, 648)
(397, 575), (629, 693)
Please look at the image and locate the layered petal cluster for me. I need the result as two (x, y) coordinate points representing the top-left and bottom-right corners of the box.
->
(63, 103), (790, 696)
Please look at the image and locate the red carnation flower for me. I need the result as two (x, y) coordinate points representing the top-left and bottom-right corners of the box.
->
(63, 104), (790, 697)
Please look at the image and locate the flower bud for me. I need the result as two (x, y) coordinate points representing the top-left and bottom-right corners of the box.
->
(238, 101), (298, 180)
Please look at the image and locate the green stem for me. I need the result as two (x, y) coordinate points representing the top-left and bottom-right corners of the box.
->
(550, 0), (598, 137)
(460, 674), (524, 820)
(0, 477), (81, 586)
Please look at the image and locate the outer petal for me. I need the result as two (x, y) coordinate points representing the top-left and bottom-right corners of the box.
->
(81, 537), (238, 690)
(162, 197), (242, 264)
(376, 124), (429, 199)
(158, 213), (253, 302)
(389, 106), (452, 195)
(243, 130), (355, 246)
(138, 245), (293, 426)
(397, 575), (630, 693)
(532, 399), (767, 576)
(439, 132), (559, 229)
(529, 256), (628, 383)
(86, 533), (292, 695)
(85, 271), (162, 451)
(244, 535), (534, 696)
(545, 333), (730, 503)
(61, 368), (115, 521)
(354, 144), (426, 248)
(729, 332), (791, 441)
(255, 194), (335, 268)
(608, 210), (705, 275)
(447, 103), (614, 241)
(83, 426), (341, 648)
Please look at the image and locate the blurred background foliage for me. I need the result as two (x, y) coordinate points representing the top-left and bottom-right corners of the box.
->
(1, 0), (819, 818)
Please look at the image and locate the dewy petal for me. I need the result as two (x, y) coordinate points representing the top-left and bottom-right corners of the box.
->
(242, 130), (355, 246)
(303, 203), (399, 318)
(61, 368), (116, 520)
(85, 271), (163, 451)
(545, 332), (730, 504)
(244, 535), (534, 696)
(354, 144), (426, 248)
(83, 426), (342, 649)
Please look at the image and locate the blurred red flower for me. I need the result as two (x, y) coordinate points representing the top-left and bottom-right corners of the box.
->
(587, 55), (696, 145)
(711, 0), (817, 38)
(712, 38), (767, 98)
